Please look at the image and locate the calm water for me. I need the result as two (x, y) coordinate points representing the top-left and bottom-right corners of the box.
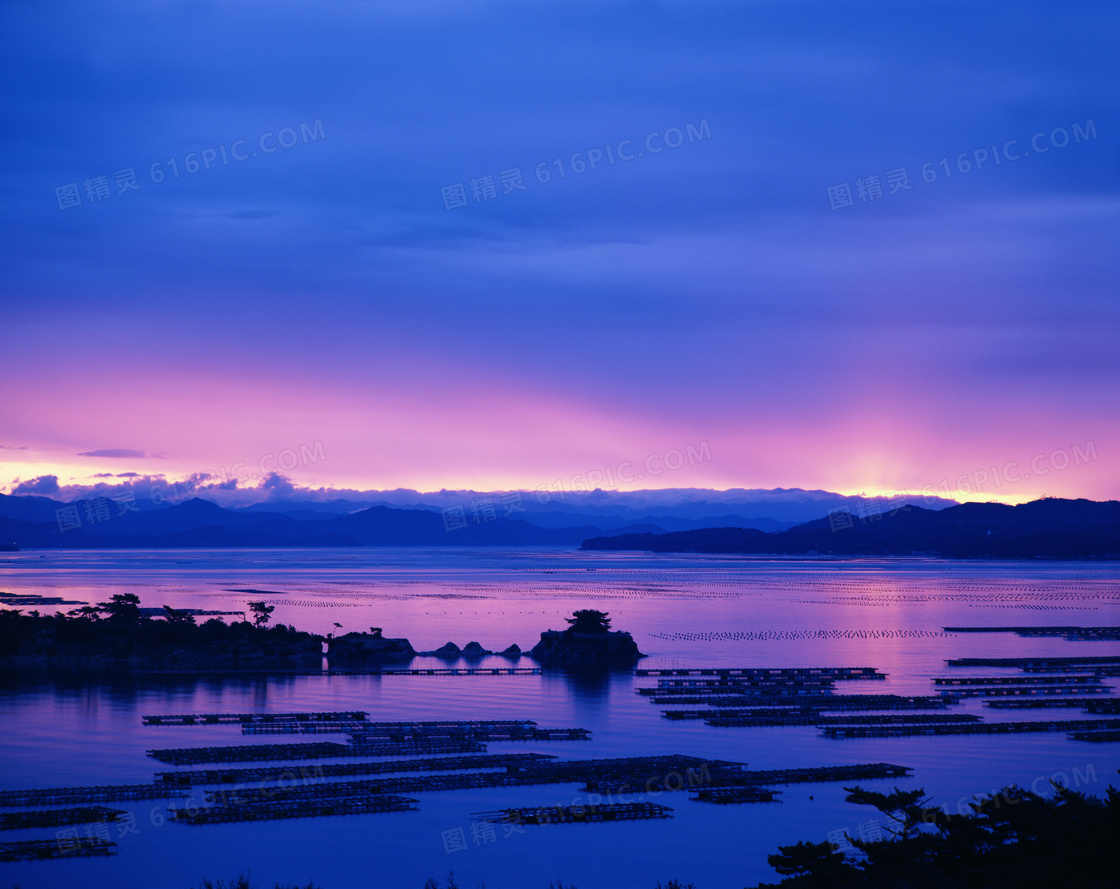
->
(1, 549), (1118, 889)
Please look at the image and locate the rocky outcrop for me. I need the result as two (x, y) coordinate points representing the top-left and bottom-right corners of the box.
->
(528, 629), (645, 667)
(329, 633), (416, 663)
(421, 641), (462, 659)
(460, 641), (492, 659)
(498, 644), (522, 659)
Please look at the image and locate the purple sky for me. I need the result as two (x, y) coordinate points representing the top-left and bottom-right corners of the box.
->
(1, 1), (1117, 504)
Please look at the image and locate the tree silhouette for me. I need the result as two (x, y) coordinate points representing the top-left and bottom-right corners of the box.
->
(97, 593), (141, 622)
(564, 610), (612, 634)
(248, 601), (275, 628)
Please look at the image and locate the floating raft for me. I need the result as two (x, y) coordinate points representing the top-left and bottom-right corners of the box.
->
(588, 762), (911, 795)
(692, 786), (780, 804)
(634, 667), (884, 680)
(703, 714), (981, 728)
(946, 657), (1120, 668)
(368, 667), (540, 676)
(932, 675), (1099, 686)
(823, 719), (1120, 738)
(943, 626), (1120, 641)
(984, 699), (1109, 710)
(169, 793), (419, 824)
(212, 756), (733, 804)
(0, 806), (125, 831)
(936, 685), (1108, 697)
(147, 740), (487, 765)
(0, 783), (191, 808)
(472, 802), (673, 825)
(1022, 665), (1120, 675)
(1085, 701), (1120, 714)
(156, 753), (557, 787)
(241, 723), (368, 735)
(650, 679), (836, 690)
(645, 693), (955, 709)
(1068, 731), (1120, 742)
(0, 838), (116, 861)
(143, 711), (368, 726)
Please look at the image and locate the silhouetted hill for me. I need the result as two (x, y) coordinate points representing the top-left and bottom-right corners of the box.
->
(580, 499), (1120, 559)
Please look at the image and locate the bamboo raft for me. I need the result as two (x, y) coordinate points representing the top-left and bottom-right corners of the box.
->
(1022, 665), (1120, 675)
(946, 657), (1120, 668)
(471, 802), (674, 824)
(943, 626), (1120, 641)
(984, 699), (1109, 709)
(143, 711), (368, 726)
(369, 667), (541, 676)
(0, 838), (117, 861)
(650, 679), (837, 690)
(702, 714), (981, 728)
(147, 740), (487, 765)
(932, 675), (1100, 686)
(634, 667), (884, 680)
(1068, 730), (1120, 742)
(168, 793), (419, 824)
(156, 753), (558, 787)
(1085, 701), (1120, 714)
(586, 762), (912, 795)
(644, 693), (955, 709)
(936, 685), (1108, 697)
(0, 806), (125, 831)
(208, 756), (734, 805)
(0, 783), (191, 808)
(823, 718), (1120, 738)
(692, 786), (780, 804)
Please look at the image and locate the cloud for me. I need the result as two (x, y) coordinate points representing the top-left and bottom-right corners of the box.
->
(0, 444), (30, 450)
(78, 449), (147, 458)
(12, 475), (60, 495)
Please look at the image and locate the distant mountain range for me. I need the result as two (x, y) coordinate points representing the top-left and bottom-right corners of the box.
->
(581, 499), (1120, 560)
(0, 485), (855, 546)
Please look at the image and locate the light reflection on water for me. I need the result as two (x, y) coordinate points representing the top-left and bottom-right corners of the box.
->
(0, 549), (1117, 889)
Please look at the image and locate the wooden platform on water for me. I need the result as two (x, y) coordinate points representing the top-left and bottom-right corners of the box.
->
(0, 783), (191, 808)
(702, 714), (981, 728)
(984, 699), (1109, 710)
(0, 838), (116, 861)
(634, 667), (884, 680)
(147, 740), (486, 765)
(932, 675), (1100, 686)
(169, 793), (419, 824)
(0, 806), (125, 831)
(823, 718), (1120, 738)
(644, 693), (955, 709)
(143, 711), (368, 726)
(936, 685), (1109, 697)
(946, 657), (1120, 668)
(471, 802), (673, 824)
(1069, 730), (1120, 742)
(156, 753), (557, 787)
(943, 626), (1120, 640)
(692, 786), (781, 804)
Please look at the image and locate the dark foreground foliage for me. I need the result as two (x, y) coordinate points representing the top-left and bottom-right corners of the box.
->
(751, 783), (1120, 889)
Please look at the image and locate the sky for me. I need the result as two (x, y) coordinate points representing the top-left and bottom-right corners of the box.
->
(1, 0), (1117, 506)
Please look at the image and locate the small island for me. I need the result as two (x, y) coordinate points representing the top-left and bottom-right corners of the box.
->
(0, 599), (644, 673)
(528, 609), (646, 667)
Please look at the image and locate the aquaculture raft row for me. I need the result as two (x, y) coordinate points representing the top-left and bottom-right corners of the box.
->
(156, 753), (558, 787)
(147, 741), (473, 765)
(936, 685), (1109, 697)
(143, 711), (368, 726)
(932, 675), (1101, 686)
(823, 718), (1120, 738)
(634, 667), (885, 680)
(692, 786), (780, 804)
(0, 783), (191, 807)
(471, 802), (674, 824)
(943, 626), (1120, 641)
(701, 714), (981, 728)
(0, 838), (116, 861)
(169, 793), (419, 824)
(0, 806), (125, 831)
